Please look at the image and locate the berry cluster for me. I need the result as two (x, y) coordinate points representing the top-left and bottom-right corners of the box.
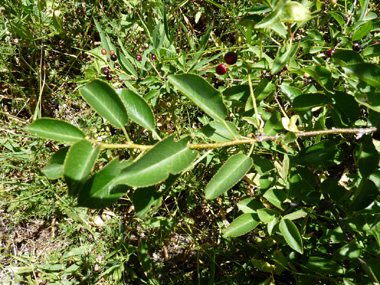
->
(216, 52), (238, 75)
(135, 43), (156, 62)
(100, 44), (156, 81)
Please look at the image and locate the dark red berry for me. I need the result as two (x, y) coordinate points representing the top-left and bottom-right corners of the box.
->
(110, 54), (117, 61)
(353, 43), (361, 51)
(327, 49), (336, 58)
(224, 52), (237, 65)
(110, 50), (115, 55)
(136, 55), (142, 61)
(103, 67), (110, 75)
(115, 63), (121, 69)
(107, 58), (110, 62)
(282, 65), (288, 71)
(151, 54), (156, 60)
(373, 41), (380, 45)
(216, 64), (227, 75)
(101, 48), (107, 55)
(106, 74), (112, 80)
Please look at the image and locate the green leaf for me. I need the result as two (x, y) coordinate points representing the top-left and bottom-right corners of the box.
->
(255, 0), (285, 29)
(354, 92), (380, 112)
(321, 178), (347, 204)
(279, 219), (303, 254)
(362, 43), (380, 58)
(293, 140), (337, 167)
(94, 20), (110, 55)
(283, 209), (308, 221)
(223, 213), (260, 238)
(293, 93), (332, 112)
(328, 12), (345, 30)
(115, 135), (198, 187)
(25, 118), (85, 143)
(252, 154), (275, 175)
(133, 187), (161, 219)
(64, 140), (100, 196)
(272, 42), (300, 74)
(168, 74), (227, 121)
(302, 66), (333, 91)
(42, 147), (69, 179)
(352, 21), (373, 41)
(343, 63), (380, 89)
(77, 158), (132, 209)
(331, 91), (360, 126)
(357, 135), (379, 178)
(332, 240), (362, 261)
(201, 121), (240, 142)
(306, 256), (345, 275)
(117, 89), (155, 131)
(349, 179), (379, 211)
(332, 50), (364, 66)
(246, 79), (275, 110)
(223, 85), (250, 103)
(205, 154), (253, 199)
(257, 208), (277, 223)
(237, 198), (264, 213)
(263, 189), (287, 210)
(80, 79), (128, 129)
(281, 84), (302, 101)
(263, 110), (284, 135)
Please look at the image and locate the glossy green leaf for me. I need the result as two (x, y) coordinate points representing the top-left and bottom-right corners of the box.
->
(257, 208), (277, 223)
(64, 140), (100, 196)
(302, 66), (333, 91)
(349, 179), (379, 211)
(246, 79), (275, 111)
(362, 44), (380, 58)
(332, 50), (364, 66)
(223, 85), (250, 103)
(354, 92), (380, 112)
(77, 158), (132, 209)
(252, 154), (275, 175)
(272, 42), (300, 74)
(42, 147), (69, 179)
(80, 79), (128, 129)
(255, 0), (285, 29)
(263, 110), (284, 135)
(279, 219), (303, 254)
(202, 121), (240, 142)
(332, 91), (360, 126)
(328, 12), (345, 29)
(321, 178), (347, 203)
(283, 209), (308, 221)
(306, 256), (345, 275)
(281, 84), (302, 101)
(115, 135), (198, 187)
(117, 89), (155, 131)
(357, 135), (379, 178)
(352, 21), (373, 41)
(343, 63), (380, 89)
(223, 213), (260, 238)
(293, 93), (332, 112)
(168, 74), (227, 121)
(25, 118), (85, 143)
(293, 140), (337, 167)
(133, 187), (161, 218)
(263, 189), (286, 210)
(205, 154), (253, 199)
(237, 198), (264, 213)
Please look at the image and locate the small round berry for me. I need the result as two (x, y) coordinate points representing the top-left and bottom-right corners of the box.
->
(151, 54), (156, 60)
(101, 48), (107, 55)
(216, 64), (227, 75)
(106, 74), (112, 80)
(235, 35), (243, 44)
(115, 63), (121, 69)
(136, 55), (142, 61)
(143, 43), (149, 49)
(224, 52), (238, 65)
(109, 50), (115, 55)
(327, 49), (336, 58)
(138, 47), (144, 53)
(330, 0), (337, 5)
(353, 42), (361, 51)
(103, 67), (110, 75)
(373, 41), (380, 45)
(107, 58), (110, 62)
(110, 54), (117, 61)
(282, 65), (288, 71)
